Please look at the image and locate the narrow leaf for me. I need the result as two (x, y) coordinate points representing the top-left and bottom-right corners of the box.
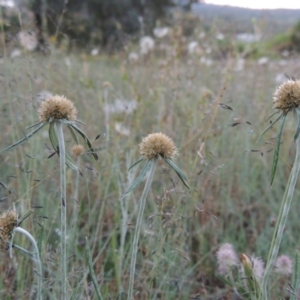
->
(165, 158), (190, 189)
(257, 112), (283, 141)
(0, 123), (47, 154)
(48, 122), (59, 151)
(271, 114), (286, 185)
(70, 124), (98, 160)
(85, 237), (103, 300)
(65, 154), (80, 172)
(294, 108), (300, 141)
(125, 160), (152, 194)
(264, 110), (280, 122)
(26, 120), (44, 130)
(68, 125), (79, 145)
(128, 158), (144, 172)
(165, 158), (188, 180)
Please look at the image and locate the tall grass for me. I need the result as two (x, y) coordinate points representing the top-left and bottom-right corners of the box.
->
(0, 46), (299, 298)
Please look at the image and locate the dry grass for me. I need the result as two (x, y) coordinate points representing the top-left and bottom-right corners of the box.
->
(0, 48), (299, 299)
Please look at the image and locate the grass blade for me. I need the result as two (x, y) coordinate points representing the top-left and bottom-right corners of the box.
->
(85, 237), (103, 300)
(0, 123), (47, 154)
(257, 112), (283, 141)
(271, 114), (286, 186)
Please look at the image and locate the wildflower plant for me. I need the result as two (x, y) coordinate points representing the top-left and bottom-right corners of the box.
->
(241, 254), (264, 299)
(215, 244), (281, 299)
(0, 209), (42, 300)
(126, 132), (189, 300)
(0, 95), (98, 299)
(0, 95), (98, 170)
(259, 79), (300, 299)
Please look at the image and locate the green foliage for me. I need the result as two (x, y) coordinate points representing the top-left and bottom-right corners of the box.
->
(291, 19), (300, 52)
(29, 0), (175, 50)
(0, 46), (297, 298)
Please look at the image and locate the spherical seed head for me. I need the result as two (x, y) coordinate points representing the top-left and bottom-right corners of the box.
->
(38, 95), (77, 122)
(216, 243), (239, 275)
(139, 132), (178, 160)
(273, 80), (300, 111)
(71, 144), (85, 158)
(274, 254), (293, 275)
(0, 210), (18, 242)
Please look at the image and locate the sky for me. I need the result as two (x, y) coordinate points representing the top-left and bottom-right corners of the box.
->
(205, 0), (300, 9)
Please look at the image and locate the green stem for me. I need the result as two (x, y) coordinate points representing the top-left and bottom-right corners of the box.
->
(56, 121), (67, 299)
(72, 156), (80, 226)
(261, 117), (300, 299)
(14, 227), (42, 300)
(127, 158), (157, 300)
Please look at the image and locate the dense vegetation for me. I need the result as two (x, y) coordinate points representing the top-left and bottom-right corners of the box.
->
(1, 2), (300, 299)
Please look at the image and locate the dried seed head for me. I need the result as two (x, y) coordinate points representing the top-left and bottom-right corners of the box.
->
(38, 95), (77, 122)
(139, 132), (178, 160)
(216, 243), (239, 275)
(0, 210), (18, 242)
(71, 144), (85, 158)
(274, 254), (293, 275)
(273, 80), (300, 112)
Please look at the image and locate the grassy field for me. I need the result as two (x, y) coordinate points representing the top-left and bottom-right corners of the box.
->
(0, 41), (300, 299)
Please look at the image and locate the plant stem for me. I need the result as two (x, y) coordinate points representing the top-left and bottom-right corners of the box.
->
(14, 227), (42, 300)
(127, 158), (157, 300)
(72, 156), (80, 226)
(56, 121), (67, 300)
(261, 117), (300, 299)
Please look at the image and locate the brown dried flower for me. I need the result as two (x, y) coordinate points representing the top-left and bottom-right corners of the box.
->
(71, 144), (85, 158)
(0, 210), (18, 242)
(273, 80), (300, 112)
(38, 95), (78, 122)
(139, 132), (178, 160)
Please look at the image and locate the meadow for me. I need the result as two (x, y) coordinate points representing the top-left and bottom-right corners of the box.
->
(0, 34), (300, 299)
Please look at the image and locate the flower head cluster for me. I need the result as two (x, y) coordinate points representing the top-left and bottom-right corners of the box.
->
(0, 210), (18, 242)
(139, 132), (178, 160)
(273, 80), (300, 112)
(140, 36), (155, 55)
(251, 255), (265, 280)
(216, 243), (239, 275)
(38, 95), (78, 122)
(274, 254), (293, 275)
(126, 132), (189, 194)
(71, 144), (85, 158)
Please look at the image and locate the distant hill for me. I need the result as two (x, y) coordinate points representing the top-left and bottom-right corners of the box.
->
(191, 3), (300, 38)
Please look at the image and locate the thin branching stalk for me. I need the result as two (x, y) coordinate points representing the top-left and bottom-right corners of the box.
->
(127, 158), (157, 300)
(14, 227), (42, 300)
(261, 113), (300, 299)
(56, 121), (67, 299)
